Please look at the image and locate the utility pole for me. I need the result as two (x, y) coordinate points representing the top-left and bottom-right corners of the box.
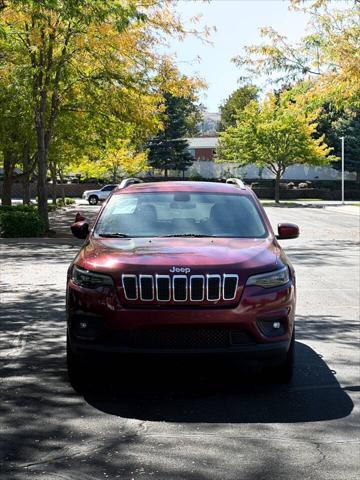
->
(340, 136), (345, 205)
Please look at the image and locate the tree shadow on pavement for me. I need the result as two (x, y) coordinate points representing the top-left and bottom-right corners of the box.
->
(0, 237), (357, 480)
(285, 240), (359, 267)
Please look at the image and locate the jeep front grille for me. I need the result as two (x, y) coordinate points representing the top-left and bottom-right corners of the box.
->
(121, 274), (239, 304)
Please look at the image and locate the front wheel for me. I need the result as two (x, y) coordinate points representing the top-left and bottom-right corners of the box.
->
(266, 329), (295, 384)
(66, 335), (85, 391)
(88, 195), (99, 205)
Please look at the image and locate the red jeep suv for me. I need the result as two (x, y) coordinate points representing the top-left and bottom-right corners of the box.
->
(67, 178), (299, 384)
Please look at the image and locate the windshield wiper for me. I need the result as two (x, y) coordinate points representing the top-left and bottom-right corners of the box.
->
(162, 234), (213, 238)
(98, 233), (130, 238)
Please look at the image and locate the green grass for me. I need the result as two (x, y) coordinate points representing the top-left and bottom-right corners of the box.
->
(296, 198), (323, 201)
(261, 198), (323, 203)
(261, 201), (298, 207)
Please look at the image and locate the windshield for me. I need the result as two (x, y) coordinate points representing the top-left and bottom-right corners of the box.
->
(95, 192), (267, 238)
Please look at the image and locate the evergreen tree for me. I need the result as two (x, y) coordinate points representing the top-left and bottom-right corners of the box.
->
(316, 105), (360, 182)
(148, 93), (200, 176)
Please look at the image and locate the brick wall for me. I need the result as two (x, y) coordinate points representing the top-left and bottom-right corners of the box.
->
(0, 182), (103, 199)
(194, 148), (215, 161)
(252, 188), (360, 200)
(1, 181), (359, 201)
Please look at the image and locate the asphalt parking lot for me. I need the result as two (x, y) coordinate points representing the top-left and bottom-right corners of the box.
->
(0, 205), (359, 479)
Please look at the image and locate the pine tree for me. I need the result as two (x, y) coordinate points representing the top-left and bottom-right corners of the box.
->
(148, 93), (199, 176)
(316, 105), (360, 183)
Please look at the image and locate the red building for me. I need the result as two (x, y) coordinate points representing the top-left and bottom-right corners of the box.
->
(186, 137), (219, 161)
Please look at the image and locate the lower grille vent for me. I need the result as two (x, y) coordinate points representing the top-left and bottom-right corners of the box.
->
(125, 328), (255, 349)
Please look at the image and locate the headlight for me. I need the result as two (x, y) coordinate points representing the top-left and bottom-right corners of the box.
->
(72, 265), (114, 288)
(246, 266), (290, 289)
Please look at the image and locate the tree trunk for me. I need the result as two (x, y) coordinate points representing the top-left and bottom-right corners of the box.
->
(59, 170), (65, 202)
(275, 170), (281, 204)
(2, 152), (14, 206)
(22, 177), (31, 205)
(164, 169), (168, 177)
(22, 144), (31, 205)
(50, 164), (57, 204)
(112, 166), (117, 183)
(36, 135), (49, 230)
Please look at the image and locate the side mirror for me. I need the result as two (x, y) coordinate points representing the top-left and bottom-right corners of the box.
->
(75, 212), (86, 222)
(71, 220), (89, 239)
(277, 223), (299, 240)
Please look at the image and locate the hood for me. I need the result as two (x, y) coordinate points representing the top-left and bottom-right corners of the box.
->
(76, 236), (281, 280)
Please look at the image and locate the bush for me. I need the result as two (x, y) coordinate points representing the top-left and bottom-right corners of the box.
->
(56, 197), (75, 206)
(188, 172), (204, 181)
(0, 204), (37, 213)
(0, 210), (46, 237)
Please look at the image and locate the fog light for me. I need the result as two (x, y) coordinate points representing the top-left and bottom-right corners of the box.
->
(257, 318), (286, 337)
(71, 313), (103, 340)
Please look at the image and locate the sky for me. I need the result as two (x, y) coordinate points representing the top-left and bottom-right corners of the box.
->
(167, 0), (312, 112)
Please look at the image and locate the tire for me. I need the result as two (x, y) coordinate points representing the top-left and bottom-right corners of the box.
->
(66, 335), (85, 392)
(266, 328), (295, 384)
(88, 195), (99, 205)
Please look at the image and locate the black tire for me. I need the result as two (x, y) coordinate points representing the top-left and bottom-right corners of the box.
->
(88, 195), (98, 205)
(266, 328), (295, 384)
(66, 335), (85, 391)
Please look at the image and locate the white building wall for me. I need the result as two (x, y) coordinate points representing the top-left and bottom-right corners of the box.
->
(185, 161), (356, 181)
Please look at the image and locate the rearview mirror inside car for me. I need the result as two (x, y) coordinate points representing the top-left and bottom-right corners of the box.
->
(277, 223), (299, 240)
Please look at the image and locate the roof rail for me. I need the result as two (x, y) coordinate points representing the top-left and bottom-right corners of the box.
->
(226, 178), (246, 190)
(119, 178), (143, 189)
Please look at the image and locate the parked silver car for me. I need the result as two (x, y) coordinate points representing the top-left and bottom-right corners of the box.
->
(82, 184), (118, 205)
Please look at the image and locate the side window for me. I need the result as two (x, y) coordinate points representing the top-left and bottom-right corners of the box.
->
(102, 185), (116, 192)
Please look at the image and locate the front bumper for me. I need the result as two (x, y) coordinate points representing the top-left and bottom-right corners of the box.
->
(70, 334), (289, 363)
(67, 279), (295, 362)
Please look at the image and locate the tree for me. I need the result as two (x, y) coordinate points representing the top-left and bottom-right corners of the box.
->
(0, 1), (205, 228)
(316, 106), (360, 182)
(148, 93), (201, 176)
(217, 94), (334, 203)
(332, 110), (360, 182)
(0, 70), (36, 205)
(219, 85), (258, 131)
(98, 139), (148, 181)
(233, 0), (360, 108)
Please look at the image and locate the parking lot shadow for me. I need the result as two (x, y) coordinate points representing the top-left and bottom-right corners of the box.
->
(84, 341), (354, 424)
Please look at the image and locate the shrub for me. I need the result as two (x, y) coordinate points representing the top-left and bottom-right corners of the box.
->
(0, 204), (37, 213)
(0, 210), (46, 237)
(56, 197), (75, 206)
(188, 172), (203, 181)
